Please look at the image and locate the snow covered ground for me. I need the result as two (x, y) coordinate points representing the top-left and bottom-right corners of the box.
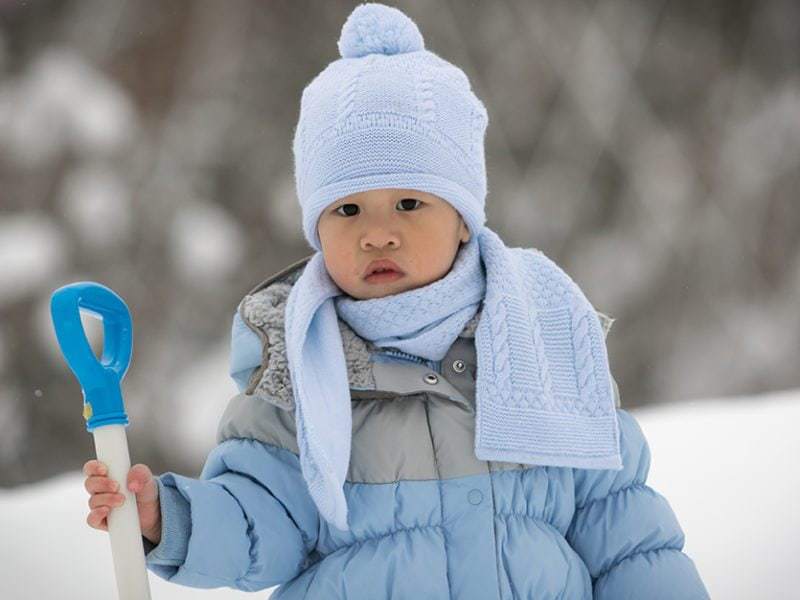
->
(1, 388), (798, 599)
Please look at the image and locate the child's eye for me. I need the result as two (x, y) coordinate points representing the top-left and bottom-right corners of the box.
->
(334, 198), (422, 217)
(396, 198), (422, 211)
(335, 203), (360, 217)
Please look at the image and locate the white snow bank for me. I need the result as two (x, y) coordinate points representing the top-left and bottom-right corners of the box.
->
(0, 471), (267, 599)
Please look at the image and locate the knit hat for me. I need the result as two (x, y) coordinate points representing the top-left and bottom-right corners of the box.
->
(292, 2), (489, 252)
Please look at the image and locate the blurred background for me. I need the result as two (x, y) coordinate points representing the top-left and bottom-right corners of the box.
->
(0, 0), (798, 598)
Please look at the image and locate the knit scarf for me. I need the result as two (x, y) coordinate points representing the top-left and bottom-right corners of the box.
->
(285, 226), (622, 532)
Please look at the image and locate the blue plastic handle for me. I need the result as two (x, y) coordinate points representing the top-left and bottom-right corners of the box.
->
(50, 282), (133, 432)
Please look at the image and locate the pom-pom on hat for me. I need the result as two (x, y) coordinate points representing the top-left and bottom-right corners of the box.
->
(292, 2), (489, 251)
(337, 2), (424, 58)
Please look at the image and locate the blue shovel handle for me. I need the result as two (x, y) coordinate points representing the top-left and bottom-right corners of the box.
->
(50, 282), (133, 432)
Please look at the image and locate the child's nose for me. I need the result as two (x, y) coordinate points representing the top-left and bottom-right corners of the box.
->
(360, 231), (400, 251)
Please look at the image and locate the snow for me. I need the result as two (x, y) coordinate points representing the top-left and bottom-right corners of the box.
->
(168, 201), (245, 288)
(261, 175), (304, 245)
(164, 341), (239, 463)
(58, 165), (133, 251)
(635, 390), (800, 600)
(0, 48), (135, 167)
(0, 471), (264, 600)
(1, 389), (798, 599)
(0, 214), (68, 307)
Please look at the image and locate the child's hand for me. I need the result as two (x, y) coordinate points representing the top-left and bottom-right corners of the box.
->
(83, 460), (162, 545)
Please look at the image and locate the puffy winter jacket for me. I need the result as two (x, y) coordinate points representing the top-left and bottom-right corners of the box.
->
(143, 255), (710, 599)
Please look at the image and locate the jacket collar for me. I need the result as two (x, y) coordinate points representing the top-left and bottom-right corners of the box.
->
(236, 255), (480, 410)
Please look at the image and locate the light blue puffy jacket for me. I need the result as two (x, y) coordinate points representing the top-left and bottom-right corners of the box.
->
(142, 257), (710, 599)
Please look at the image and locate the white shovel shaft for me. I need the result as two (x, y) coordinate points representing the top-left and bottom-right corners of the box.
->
(92, 424), (152, 600)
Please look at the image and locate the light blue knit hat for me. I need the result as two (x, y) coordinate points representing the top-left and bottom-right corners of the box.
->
(292, 2), (489, 252)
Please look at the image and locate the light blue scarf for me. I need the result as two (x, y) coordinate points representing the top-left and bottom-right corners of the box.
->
(285, 226), (622, 531)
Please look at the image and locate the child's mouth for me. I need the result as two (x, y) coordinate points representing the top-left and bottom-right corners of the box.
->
(365, 269), (404, 284)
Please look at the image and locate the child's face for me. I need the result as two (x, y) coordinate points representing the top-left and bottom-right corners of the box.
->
(317, 188), (470, 299)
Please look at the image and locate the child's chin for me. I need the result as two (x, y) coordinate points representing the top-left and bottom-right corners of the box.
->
(353, 280), (416, 299)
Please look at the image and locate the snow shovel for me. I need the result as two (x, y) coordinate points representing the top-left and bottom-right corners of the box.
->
(50, 281), (152, 600)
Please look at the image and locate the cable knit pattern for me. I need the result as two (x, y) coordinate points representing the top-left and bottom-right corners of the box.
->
(293, 2), (489, 252)
(283, 3), (621, 533)
(285, 226), (622, 532)
(335, 235), (485, 361)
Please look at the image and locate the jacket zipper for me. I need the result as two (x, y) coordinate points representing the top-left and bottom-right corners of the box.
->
(377, 348), (442, 374)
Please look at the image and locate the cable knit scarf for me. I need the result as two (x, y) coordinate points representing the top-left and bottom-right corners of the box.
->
(285, 226), (622, 531)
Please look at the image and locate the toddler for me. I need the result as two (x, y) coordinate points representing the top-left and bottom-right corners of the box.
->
(84, 3), (710, 598)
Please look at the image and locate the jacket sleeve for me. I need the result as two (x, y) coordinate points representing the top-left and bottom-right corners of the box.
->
(142, 310), (320, 591)
(142, 438), (320, 591)
(566, 408), (710, 599)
